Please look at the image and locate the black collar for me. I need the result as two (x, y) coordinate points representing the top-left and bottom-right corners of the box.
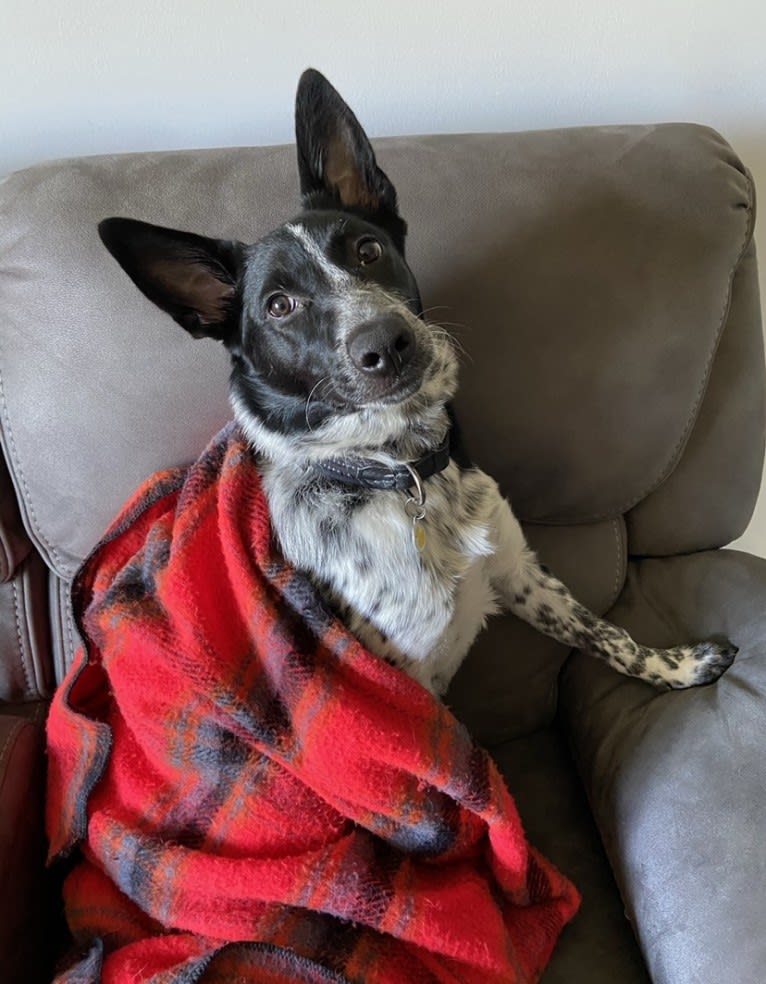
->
(313, 435), (451, 492)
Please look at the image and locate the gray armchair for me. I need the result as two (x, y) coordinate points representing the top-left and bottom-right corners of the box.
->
(0, 122), (763, 982)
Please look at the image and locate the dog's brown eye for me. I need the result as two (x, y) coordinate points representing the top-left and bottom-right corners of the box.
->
(357, 237), (382, 266)
(267, 293), (296, 319)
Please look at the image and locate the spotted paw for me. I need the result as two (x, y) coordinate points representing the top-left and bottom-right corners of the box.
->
(656, 639), (738, 689)
(687, 640), (738, 686)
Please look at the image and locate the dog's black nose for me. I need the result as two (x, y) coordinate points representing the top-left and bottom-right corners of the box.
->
(347, 318), (416, 377)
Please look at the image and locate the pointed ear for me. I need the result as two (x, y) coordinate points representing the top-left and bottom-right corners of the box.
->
(97, 217), (242, 341)
(295, 69), (401, 222)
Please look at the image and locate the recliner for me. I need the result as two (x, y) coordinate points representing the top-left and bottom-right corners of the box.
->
(0, 122), (763, 982)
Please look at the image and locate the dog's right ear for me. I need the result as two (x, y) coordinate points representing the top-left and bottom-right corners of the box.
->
(98, 217), (242, 342)
(294, 69), (407, 251)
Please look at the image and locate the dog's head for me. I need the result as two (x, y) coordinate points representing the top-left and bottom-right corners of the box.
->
(99, 70), (457, 462)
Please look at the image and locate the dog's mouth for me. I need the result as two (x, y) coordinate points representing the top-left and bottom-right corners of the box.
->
(354, 357), (427, 403)
(307, 365), (425, 428)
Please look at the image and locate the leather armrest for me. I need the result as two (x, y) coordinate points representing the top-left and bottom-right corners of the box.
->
(559, 549), (766, 984)
(0, 707), (50, 982)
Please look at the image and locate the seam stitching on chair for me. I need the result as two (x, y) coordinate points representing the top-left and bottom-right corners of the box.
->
(62, 578), (77, 677)
(12, 574), (34, 697)
(22, 560), (48, 698)
(0, 362), (67, 572)
(0, 517), (11, 581)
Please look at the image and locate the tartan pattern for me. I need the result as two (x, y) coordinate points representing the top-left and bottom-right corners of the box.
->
(46, 422), (580, 983)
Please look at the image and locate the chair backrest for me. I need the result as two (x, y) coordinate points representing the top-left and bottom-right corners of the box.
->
(0, 125), (762, 743)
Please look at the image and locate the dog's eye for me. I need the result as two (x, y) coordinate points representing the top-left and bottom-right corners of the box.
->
(357, 237), (382, 266)
(267, 293), (297, 319)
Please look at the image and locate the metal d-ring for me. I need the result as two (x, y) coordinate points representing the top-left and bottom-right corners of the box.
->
(403, 464), (426, 519)
(403, 464), (428, 552)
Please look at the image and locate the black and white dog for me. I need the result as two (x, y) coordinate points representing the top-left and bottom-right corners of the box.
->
(98, 70), (735, 697)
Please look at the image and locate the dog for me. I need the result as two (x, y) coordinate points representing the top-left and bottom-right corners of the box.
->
(97, 69), (736, 697)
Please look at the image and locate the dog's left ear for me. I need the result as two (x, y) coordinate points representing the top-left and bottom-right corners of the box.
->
(295, 69), (405, 245)
(98, 217), (242, 343)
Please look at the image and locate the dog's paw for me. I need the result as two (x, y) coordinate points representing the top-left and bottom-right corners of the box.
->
(654, 639), (737, 690)
(687, 639), (738, 686)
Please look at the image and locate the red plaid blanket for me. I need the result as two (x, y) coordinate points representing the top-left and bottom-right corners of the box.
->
(46, 423), (579, 983)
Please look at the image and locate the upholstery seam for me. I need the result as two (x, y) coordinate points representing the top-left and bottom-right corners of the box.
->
(62, 577), (77, 679)
(0, 517), (11, 581)
(12, 573), (34, 698)
(0, 361), (67, 573)
(22, 559), (48, 698)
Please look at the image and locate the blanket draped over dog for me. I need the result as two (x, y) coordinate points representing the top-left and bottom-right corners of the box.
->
(46, 422), (580, 984)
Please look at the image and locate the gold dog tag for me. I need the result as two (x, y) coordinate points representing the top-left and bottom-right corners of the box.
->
(413, 517), (427, 552)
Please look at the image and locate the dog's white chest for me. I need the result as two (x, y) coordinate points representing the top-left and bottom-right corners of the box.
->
(264, 462), (504, 693)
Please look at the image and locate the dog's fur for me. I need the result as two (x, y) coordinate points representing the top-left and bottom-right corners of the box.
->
(98, 69), (736, 696)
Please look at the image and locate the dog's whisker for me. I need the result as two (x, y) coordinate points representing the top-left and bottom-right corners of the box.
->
(421, 307), (473, 330)
(430, 321), (470, 333)
(305, 377), (332, 431)
(419, 304), (457, 319)
(428, 327), (472, 364)
(423, 316), (471, 335)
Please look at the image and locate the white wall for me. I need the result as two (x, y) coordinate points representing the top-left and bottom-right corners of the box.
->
(2, 0), (765, 555)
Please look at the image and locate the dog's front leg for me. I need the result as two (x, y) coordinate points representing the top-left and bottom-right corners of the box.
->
(488, 498), (736, 689)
